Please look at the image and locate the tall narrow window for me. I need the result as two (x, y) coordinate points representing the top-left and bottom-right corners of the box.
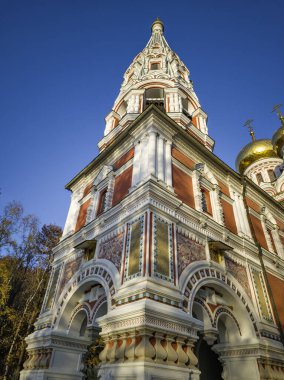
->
(201, 187), (212, 215)
(256, 173), (263, 184)
(268, 169), (276, 182)
(96, 188), (107, 216)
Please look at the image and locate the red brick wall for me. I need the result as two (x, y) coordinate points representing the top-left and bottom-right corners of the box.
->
(113, 148), (134, 170)
(246, 197), (261, 213)
(83, 182), (93, 198)
(75, 199), (91, 232)
(172, 148), (195, 170)
(267, 272), (284, 334)
(112, 166), (133, 206)
(221, 199), (238, 234)
(249, 214), (268, 250)
(218, 180), (231, 198)
(172, 165), (195, 208)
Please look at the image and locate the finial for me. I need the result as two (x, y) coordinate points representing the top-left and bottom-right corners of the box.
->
(151, 17), (164, 33)
(272, 104), (284, 127)
(244, 119), (256, 141)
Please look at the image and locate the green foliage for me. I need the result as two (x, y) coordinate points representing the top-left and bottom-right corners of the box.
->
(0, 202), (62, 380)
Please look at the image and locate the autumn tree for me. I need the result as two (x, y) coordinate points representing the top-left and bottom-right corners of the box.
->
(0, 202), (62, 379)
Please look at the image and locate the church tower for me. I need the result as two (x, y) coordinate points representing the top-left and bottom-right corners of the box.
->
(21, 20), (284, 380)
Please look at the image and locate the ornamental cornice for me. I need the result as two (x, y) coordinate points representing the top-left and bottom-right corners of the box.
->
(100, 314), (199, 339)
(50, 337), (89, 350)
(213, 341), (284, 360)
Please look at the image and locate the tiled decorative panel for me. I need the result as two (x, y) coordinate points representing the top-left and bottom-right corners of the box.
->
(98, 231), (124, 272)
(176, 231), (206, 276)
(251, 268), (273, 322)
(124, 215), (144, 281)
(45, 266), (61, 310)
(224, 256), (251, 298)
(153, 215), (174, 282)
(59, 257), (82, 293)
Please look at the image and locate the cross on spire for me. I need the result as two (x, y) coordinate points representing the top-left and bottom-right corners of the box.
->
(272, 104), (284, 127)
(244, 119), (256, 141)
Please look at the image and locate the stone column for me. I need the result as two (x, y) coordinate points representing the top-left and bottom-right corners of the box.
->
(165, 140), (173, 187)
(132, 141), (142, 187)
(148, 130), (157, 177)
(169, 93), (175, 112)
(157, 135), (165, 181)
(127, 95), (135, 113)
(140, 135), (149, 181)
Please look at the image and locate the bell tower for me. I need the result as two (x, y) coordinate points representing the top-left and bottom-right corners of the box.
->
(100, 18), (214, 152)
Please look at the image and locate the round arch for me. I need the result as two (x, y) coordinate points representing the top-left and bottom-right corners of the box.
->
(180, 262), (260, 338)
(53, 261), (118, 330)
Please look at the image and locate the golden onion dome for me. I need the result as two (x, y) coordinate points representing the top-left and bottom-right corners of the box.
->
(235, 139), (278, 174)
(272, 126), (284, 158)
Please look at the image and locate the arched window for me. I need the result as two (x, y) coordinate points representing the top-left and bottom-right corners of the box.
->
(267, 169), (276, 182)
(256, 172), (263, 184)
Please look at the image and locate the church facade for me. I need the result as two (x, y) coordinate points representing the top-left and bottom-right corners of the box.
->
(20, 20), (284, 380)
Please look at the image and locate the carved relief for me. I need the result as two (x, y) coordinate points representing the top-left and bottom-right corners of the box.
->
(98, 232), (124, 272)
(176, 232), (206, 276)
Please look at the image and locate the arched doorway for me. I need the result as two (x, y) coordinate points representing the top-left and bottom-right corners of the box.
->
(195, 335), (223, 380)
(185, 265), (261, 380)
(48, 277), (110, 379)
(66, 283), (108, 379)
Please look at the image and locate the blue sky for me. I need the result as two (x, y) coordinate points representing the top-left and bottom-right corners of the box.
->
(1, 0), (284, 228)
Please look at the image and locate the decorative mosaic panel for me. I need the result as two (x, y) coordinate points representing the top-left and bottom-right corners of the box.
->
(45, 266), (61, 310)
(224, 256), (251, 298)
(59, 257), (82, 293)
(98, 232), (124, 272)
(124, 215), (144, 281)
(176, 232), (206, 276)
(153, 215), (174, 282)
(251, 269), (273, 322)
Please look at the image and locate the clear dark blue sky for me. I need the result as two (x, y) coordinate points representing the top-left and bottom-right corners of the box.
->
(1, 0), (284, 228)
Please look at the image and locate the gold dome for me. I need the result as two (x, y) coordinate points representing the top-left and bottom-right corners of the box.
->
(235, 139), (278, 174)
(272, 126), (284, 158)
